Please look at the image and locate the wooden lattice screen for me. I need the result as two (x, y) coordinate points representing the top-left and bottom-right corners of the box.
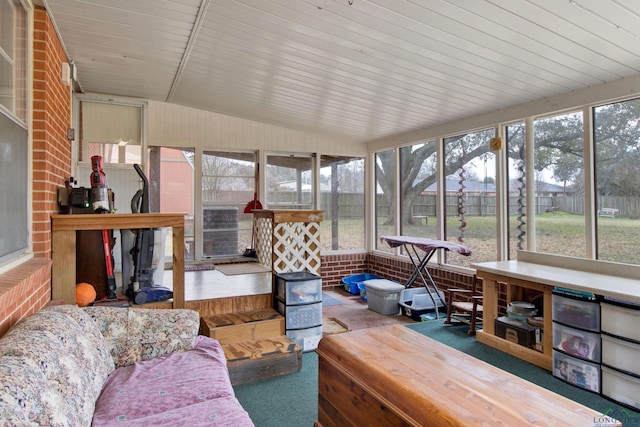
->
(253, 210), (323, 276)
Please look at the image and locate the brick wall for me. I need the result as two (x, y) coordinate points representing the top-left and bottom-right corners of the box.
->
(0, 8), (70, 337)
(322, 252), (476, 298)
(320, 252), (368, 289)
(33, 7), (71, 257)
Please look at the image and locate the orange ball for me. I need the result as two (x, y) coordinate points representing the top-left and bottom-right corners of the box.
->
(76, 282), (97, 307)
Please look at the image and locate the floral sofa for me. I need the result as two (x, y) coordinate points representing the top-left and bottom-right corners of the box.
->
(0, 304), (254, 426)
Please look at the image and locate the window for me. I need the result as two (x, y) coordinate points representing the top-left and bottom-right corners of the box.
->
(533, 112), (585, 257)
(202, 151), (256, 258)
(266, 154), (313, 209)
(399, 142), (437, 248)
(444, 129), (496, 267)
(79, 100), (142, 164)
(594, 98), (640, 264)
(151, 147), (195, 261)
(0, 0), (28, 264)
(0, 0), (27, 121)
(507, 122), (526, 259)
(319, 155), (365, 251)
(374, 149), (395, 252)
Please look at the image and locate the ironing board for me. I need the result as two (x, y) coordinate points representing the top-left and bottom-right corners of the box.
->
(380, 236), (472, 318)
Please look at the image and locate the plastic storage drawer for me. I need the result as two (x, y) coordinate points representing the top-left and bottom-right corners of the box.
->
(553, 322), (601, 362)
(601, 334), (640, 376)
(552, 293), (600, 331)
(602, 366), (640, 411)
(286, 325), (323, 352)
(552, 349), (600, 393)
(275, 272), (322, 305)
(601, 301), (640, 342)
(277, 300), (322, 329)
(363, 279), (404, 315)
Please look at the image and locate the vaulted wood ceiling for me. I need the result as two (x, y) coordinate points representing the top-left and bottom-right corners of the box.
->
(42, 0), (640, 143)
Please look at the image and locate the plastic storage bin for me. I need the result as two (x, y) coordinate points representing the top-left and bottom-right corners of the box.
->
(398, 287), (445, 321)
(601, 366), (640, 411)
(342, 273), (380, 295)
(286, 325), (323, 352)
(275, 271), (322, 305)
(552, 292), (600, 331)
(601, 333), (640, 376)
(553, 322), (601, 362)
(364, 279), (404, 315)
(601, 300), (640, 342)
(276, 300), (323, 329)
(358, 283), (367, 301)
(552, 349), (601, 393)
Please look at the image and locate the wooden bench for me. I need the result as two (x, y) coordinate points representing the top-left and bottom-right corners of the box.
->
(598, 208), (619, 218)
(315, 325), (620, 427)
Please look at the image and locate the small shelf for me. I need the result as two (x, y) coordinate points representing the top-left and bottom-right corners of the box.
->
(51, 213), (186, 308)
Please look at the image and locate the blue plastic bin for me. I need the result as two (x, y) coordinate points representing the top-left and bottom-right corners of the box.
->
(358, 283), (367, 301)
(342, 273), (380, 295)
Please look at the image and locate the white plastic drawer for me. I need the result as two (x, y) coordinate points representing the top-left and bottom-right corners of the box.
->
(601, 302), (640, 342)
(277, 300), (322, 329)
(275, 272), (322, 305)
(552, 349), (600, 393)
(286, 325), (323, 352)
(552, 294), (600, 331)
(553, 322), (600, 363)
(602, 366), (640, 411)
(602, 333), (640, 376)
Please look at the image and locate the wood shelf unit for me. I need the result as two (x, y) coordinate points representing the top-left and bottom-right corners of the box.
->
(51, 213), (186, 308)
(473, 251), (640, 371)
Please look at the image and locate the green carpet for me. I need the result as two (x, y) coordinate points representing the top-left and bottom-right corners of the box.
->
(233, 321), (640, 426)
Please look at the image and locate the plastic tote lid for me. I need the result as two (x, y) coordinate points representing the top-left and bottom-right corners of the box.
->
(363, 279), (404, 291)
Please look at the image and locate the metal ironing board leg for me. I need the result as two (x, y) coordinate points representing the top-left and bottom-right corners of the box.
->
(402, 244), (446, 318)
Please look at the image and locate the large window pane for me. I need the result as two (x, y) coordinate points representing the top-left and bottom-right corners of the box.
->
(0, 0), (27, 121)
(507, 123), (526, 259)
(320, 156), (365, 251)
(594, 99), (640, 264)
(533, 112), (585, 257)
(153, 147), (194, 261)
(375, 150), (395, 252)
(266, 154), (313, 209)
(444, 129), (496, 267)
(399, 142), (437, 246)
(202, 151), (256, 258)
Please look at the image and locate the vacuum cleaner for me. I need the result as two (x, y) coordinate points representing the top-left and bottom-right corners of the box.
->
(125, 164), (173, 305)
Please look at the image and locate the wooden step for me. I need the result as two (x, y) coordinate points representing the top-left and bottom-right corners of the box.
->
(223, 336), (302, 386)
(201, 308), (284, 345)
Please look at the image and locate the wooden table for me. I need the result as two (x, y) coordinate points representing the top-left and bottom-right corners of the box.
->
(51, 213), (185, 308)
(473, 251), (640, 371)
(315, 324), (619, 427)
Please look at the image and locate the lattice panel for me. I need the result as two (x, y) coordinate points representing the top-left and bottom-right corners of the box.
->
(272, 222), (321, 275)
(255, 217), (273, 268)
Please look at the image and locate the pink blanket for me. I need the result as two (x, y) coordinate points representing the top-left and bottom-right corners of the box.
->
(92, 336), (254, 426)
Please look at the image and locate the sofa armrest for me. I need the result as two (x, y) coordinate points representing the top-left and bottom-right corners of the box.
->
(84, 307), (200, 368)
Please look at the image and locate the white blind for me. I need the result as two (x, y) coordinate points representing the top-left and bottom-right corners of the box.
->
(81, 102), (141, 145)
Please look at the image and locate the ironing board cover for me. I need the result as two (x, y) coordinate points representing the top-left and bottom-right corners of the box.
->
(381, 235), (472, 256)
